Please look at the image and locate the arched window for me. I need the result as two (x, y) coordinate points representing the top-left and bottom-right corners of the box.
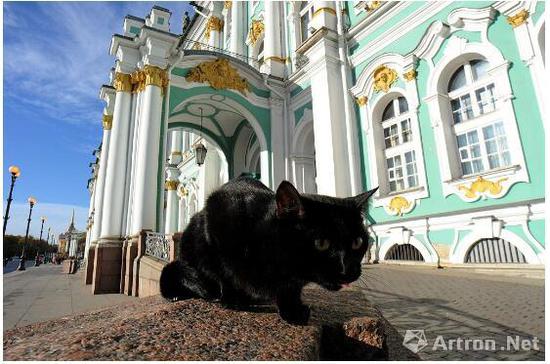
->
(447, 59), (511, 177)
(381, 96), (418, 192)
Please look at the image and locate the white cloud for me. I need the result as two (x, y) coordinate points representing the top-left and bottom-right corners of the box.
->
(5, 202), (90, 241)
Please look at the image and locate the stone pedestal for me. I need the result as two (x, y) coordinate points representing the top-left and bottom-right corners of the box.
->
(84, 247), (95, 284)
(92, 242), (123, 294)
(123, 238), (138, 296)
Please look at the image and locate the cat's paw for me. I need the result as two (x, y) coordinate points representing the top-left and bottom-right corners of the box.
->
(279, 304), (311, 325)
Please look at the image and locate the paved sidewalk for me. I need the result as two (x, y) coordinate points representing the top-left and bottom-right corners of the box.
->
(3, 264), (135, 330)
(356, 264), (545, 360)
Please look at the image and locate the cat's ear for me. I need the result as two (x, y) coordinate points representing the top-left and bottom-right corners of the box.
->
(350, 187), (379, 210)
(275, 180), (305, 219)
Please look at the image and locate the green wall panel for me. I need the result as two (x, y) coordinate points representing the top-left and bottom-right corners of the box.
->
(528, 219), (545, 247)
(428, 229), (455, 246)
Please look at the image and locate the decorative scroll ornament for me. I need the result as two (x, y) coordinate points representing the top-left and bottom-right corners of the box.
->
(373, 65), (398, 93)
(102, 114), (113, 130)
(113, 72), (132, 92)
(224, 1), (232, 9)
(165, 180), (179, 191)
(386, 195), (414, 216)
(458, 176), (508, 201)
(144, 231), (170, 262)
(507, 9), (529, 28)
(403, 69), (417, 81)
(205, 16), (224, 40)
(356, 96), (368, 107)
(366, 1), (381, 12)
(248, 20), (264, 45)
(185, 58), (249, 94)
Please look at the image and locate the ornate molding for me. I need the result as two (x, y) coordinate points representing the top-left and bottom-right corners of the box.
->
(185, 58), (249, 94)
(178, 185), (189, 197)
(264, 56), (288, 63)
(102, 114), (113, 130)
(205, 16), (224, 40)
(131, 69), (146, 93)
(403, 69), (417, 81)
(142, 65), (169, 89)
(458, 176), (508, 201)
(386, 195), (414, 216)
(165, 180), (180, 191)
(507, 9), (529, 28)
(248, 20), (264, 46)
(373, 65), (398, 93)
(313, 7), (337, 18)
(356, 96), (368, 107)
(113, 72), (132, 93)
(366, 1), (381, 12)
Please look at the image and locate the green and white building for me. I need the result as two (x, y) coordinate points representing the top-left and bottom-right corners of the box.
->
(85, 1), (545, 293)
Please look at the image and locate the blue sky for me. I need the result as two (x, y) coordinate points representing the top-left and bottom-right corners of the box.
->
(3, 1), (194, 238)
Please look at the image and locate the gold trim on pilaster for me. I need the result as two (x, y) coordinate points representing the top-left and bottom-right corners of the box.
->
(248, 20), (264, 46)
(507, 9), (529, 28)
(313, 7), (337, 18)
(165, 180), (180, 191)
(264, 56), (288, 63)
(356, 96), (368, 107)
(102, 114), (113, 130)
(205, 16), (224, 40)
(403, 69), (417, 81)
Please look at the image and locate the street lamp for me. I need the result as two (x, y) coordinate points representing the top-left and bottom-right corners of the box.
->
(46, 227), (51, 263)
(3, 165), (21, 238)
(17, 196), (36, 271)
(35, 216), (46, 267)
(194, 107), (207, 166)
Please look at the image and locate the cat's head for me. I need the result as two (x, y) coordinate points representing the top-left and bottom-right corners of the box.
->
(275, 181), (378, 290)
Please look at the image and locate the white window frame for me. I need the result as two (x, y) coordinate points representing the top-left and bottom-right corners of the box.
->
(424, 39), (529, 201)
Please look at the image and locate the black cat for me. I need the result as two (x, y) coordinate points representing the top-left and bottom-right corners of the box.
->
(160, 177), (377, 325)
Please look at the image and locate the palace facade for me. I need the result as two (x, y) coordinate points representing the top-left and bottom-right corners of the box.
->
(85, 1), (546, 294)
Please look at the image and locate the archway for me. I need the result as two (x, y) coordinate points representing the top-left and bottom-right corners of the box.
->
(292, 110), (317, 193)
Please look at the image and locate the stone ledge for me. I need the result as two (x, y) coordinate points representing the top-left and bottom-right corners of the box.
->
(3, 286), (417, 360)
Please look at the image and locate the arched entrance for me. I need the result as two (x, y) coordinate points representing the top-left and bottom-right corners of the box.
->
(384, 243), (425, 262)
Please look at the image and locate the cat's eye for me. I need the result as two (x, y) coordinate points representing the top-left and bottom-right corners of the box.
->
(352, 237), (364, 250)
(314, 238), (330, 251)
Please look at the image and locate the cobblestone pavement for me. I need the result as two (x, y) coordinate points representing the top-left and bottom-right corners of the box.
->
(3, 264), (135, 330)
(355, 264), (544, 361)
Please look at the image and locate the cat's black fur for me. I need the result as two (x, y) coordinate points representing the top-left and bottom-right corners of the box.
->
(160, 177), (377, 325)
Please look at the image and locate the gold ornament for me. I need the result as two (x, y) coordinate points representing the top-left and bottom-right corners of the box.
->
(248, 20), (264, 46)
(205, 16), (224, 41)
(142, 65), (169, 89)
(403, 69), (417, 81)
(458, 176), (508, 199)
(113, 72), (132, 92)
(131, 69), (146, 93)
(507, 9), (529, 28)
(312, 7), (337, 18)
(387, 196), (412, 216)
(373, 65), (398, 93)
(224, 1), (232, 9)
(165, 180), (179, 191)
(185, 58), (249, 95)
(366, 1), (381, 12)
(102, 114), (113, 130)
(356, 96), (368, 107)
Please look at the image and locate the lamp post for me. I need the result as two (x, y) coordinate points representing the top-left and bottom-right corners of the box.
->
(17, 196), (36, 271)
(194, 107), (207, 166)
(35, 216), (46, 266)
(3, 165), (21, 238)
(45, 227), (51, 263)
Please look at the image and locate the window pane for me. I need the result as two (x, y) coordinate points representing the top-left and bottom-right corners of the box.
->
(467, 130), (479, 144)
(394, 155), (401, 166)
(457, 134), (467, 148)
(398, 97), (409, 113)
(386, 157), (394, 168)
(472, 159), (484, 173)
(471, 59), (490, 80)
(462, 162), (473, 175)
(401, 119), (412, 143)
(448, 65), (467, 92)
(382, 100), (395, 120)
(483, 121), (511, 170)
(389, 181), (396, 191)
(462, 94), (474, 119)
(476, 83), (496, 114)
(300, 16), (309, 43)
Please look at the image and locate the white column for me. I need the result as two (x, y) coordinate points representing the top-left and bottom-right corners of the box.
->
(130, 65), (167, 235)
(90, 87), (115, 243)
(168, 129), (183, 165)
(164, 168), (180, 234)
(311, 1), (337, 31)
(270, 96), (286, 187)
(177, 195), (186, 231)
(230, 1), (245, 55)
(264, 1), (285, 78)
(100, 73), (133, 240)
(307, 38), (352, 197)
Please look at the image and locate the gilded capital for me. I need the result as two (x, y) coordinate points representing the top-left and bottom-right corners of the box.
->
(142, 65), (169, 90)
(205, 16), (224, 40)
(403, 69), (417, 81)
(507, 9), (529, 28)
(113, 72), (133, 93)
(248, 20), (264, 46)
(356, 96), (368, 107)
(102, 114), (113, 130)
(165, 180), (180, 191)
(224, 1), (232, 9)
(131, 69), (146, 93)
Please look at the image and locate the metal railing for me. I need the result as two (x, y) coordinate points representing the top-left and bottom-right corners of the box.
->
(466, 238), (527, 264)
(385, 243), (425, 262)
(144, 231), (170, 262)
(178, 38), (254, 64)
